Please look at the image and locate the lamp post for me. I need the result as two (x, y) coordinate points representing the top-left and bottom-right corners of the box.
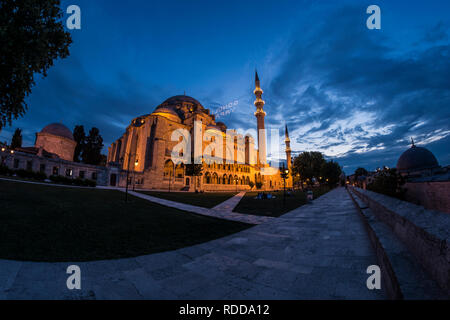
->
(168, 161), (174, 193)
(280, 165), (289, 206)
(133, 159), (139, 191)
(123, 117), (145, 203)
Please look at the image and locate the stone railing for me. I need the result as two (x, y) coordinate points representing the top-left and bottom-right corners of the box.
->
(351, 187), (450, 291)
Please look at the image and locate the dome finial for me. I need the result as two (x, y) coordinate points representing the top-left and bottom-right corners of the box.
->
(411, 137), (415, 148)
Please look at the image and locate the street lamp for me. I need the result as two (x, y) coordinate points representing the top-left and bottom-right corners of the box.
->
(133, 159), (139, 191)
(280, 165), (289, 206)
(168, 161), (174, 193)
(123, 116), (145, 202)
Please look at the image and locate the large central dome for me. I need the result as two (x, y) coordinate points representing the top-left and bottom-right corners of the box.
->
(161, 95), (203, 107)
(153, 95), (208, 120)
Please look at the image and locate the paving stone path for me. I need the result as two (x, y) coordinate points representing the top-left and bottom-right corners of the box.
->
(0, 188), (385, 299)
(128, 190), (274, 225)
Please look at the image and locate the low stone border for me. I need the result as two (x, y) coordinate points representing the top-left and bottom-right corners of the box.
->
(351, 187), (450, 292)
(347, 188), (403, 299)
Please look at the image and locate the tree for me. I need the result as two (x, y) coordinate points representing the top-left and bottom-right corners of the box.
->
(292, 151), (326, 185)
(367, 168), (405, 199)
(0, 0), (72, 130)
(320, 160), (342, 186)
(355, 167), (368, 178)
(185, 158), (203, 191)
(82, 127), (104, 165)
(10, 128), (22, 149)
(73, 125), (86, 162)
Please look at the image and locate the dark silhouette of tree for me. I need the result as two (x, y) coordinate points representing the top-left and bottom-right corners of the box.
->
(0, 0), (72, 130)
(292, 151), (325, 185)
(10, 128), (22, 149)
(82, 127), (104, 165)
(73, 125), (86, 162)
(320, 160), (342, 186)
(367, 168), (405, 199)
(355, 167), (368, 178)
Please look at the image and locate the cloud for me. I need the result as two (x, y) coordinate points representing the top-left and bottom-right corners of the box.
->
(257, 5), (450, 174)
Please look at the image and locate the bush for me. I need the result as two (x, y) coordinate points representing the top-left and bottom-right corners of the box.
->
(11, 169), (47, 181)
(0, 165), (13, 176)
(49, 175), (96, 187)
(367, 168), (405, 200)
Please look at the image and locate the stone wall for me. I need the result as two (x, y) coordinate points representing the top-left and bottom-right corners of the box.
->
(0, 149), (110, 186)
(352, 187), (450, 291)
(35, 132), (76, 162)
(404, 181), (450, 214)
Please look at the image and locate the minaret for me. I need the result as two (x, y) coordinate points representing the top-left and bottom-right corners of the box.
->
(285, 125), (292, 171)
(254, 70), (267, 165)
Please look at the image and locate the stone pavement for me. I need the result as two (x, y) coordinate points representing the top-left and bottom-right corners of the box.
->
(0, 188), (385, 299)
(128, 190), (274, 225)
(212, 192), (246, 212)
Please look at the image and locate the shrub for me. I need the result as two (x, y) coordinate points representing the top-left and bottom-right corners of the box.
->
(0, 165), (12, 176)
(49, 175), (96, 187)
(367, 168), (405, 200)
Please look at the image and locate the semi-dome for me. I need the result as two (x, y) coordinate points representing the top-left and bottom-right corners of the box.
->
(151, 106), (182, 123)
(396, 144), (439, 173)
(40, 123), (74, 141)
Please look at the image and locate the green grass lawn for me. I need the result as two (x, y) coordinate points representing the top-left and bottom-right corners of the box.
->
(137, 191), (237, 208)
(233, 186), (332, 217)
(0, 180), (251, 262)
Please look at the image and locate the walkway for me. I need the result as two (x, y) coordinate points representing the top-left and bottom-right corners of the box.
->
(0, 188), (385, 299)
(128, 190), (274, 225)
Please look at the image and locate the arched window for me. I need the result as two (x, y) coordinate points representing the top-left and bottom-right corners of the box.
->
(204, 172), (211, 184)
(212, 173), (218, 184)
(175, 163), (184, 179)
(163, 160), (174, 179)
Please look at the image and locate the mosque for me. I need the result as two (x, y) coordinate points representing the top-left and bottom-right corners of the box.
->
(107, 72), (293, 191)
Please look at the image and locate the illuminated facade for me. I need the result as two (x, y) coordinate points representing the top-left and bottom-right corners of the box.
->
(107, 73), (293, 191)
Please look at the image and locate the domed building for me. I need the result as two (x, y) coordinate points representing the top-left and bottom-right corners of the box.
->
(107, 73), (292, 191)
(396, 140), (440, 176)
(35, 123), (77, 161)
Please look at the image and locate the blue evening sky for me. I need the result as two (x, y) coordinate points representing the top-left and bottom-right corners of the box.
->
(1, 0), (449, 174)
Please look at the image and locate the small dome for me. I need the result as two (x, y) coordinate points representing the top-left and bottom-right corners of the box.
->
(397, 145), (439, 173)
(40, 123), (74, 140)
(206, 124), (223, 132)
(216, 122), (227, 131)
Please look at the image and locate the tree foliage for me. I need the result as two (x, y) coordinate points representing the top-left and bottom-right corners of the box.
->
(355, 167), (368, 178)
(367, 168), (405, 199)
(292, 152), (325, 184)
(81, 127), (104, 165)
(10, 128), (22, 149)
(320, 160), (342, 186)
(72, 125), (86, 162)
(0, 0), (72, 129)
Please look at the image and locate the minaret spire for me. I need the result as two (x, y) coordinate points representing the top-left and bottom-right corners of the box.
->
(411, 137), (416, 148)
(254, 70), (267, 165)
(285, 124), (292, 171)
